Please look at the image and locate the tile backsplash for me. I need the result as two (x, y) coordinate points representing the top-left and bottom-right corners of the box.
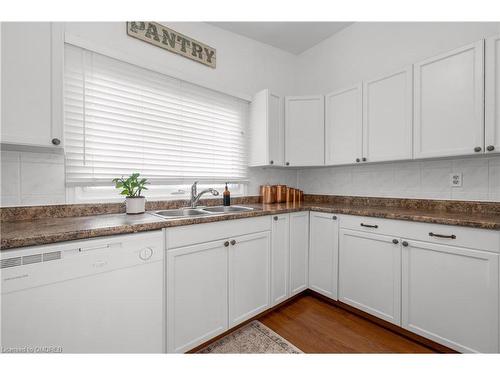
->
(2, 151), (499, 206)
(297, 156), (500, 202)
(0, 151), (66, 206)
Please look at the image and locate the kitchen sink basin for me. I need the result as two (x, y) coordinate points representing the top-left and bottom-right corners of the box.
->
(151, 208), (211, 218)
(150, 205), (254, 219)
(202, 206), (254, 213)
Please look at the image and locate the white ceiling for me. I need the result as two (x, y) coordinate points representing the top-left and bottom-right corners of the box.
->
(207, 22), (354, 54)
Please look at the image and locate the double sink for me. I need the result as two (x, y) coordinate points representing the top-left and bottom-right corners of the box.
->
(150, 205), (255, 219)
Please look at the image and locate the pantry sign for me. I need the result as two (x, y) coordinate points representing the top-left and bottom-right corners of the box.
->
(127, 22), (216, 68)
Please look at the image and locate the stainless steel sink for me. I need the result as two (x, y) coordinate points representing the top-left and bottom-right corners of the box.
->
(202, 206), (254, 213)
(151, 208), (211, 218)
(150, 205), (254, 219)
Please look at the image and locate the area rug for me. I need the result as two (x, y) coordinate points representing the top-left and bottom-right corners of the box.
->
(198, 321), (303, 354)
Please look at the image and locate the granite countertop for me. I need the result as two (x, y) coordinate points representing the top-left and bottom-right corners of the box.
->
(1, 200), (499, 250)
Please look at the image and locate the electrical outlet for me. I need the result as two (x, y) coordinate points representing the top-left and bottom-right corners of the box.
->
(450, 173), (462, 187)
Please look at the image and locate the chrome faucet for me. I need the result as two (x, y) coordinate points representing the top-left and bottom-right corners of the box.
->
(190, 181), (219, 208)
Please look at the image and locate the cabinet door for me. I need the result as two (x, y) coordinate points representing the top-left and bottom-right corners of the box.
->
(229, 231), (271, 327)
(271, 214), (290, 306)
(339, 229), (401, 325)
(402, 240), (499, 353)
(309, 212), (339, 299)
(486, 34), (500, 154)
(414, 40), (484, 158)
(363, 67), (413, 162)
(285, 95), (325, 166)
(249, 89), (284, 166)
(1, 22), (63, 148)
(325, 84), (362, 165)
(289, 211), (309, 296)
(167, 240), (228, 353)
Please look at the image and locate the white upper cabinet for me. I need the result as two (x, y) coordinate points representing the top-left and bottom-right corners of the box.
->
(249, 89), (285, 166)
(285, 95), (325, 166)
(363, 67), (413, 163)
(486, 34), (500, 154)
(1, 22), (63, 148)
(325, 84), (362, 165)
(413, 40), (485, 159)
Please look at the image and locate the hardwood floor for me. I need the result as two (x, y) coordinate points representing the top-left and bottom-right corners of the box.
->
(259, 294), (437, 353)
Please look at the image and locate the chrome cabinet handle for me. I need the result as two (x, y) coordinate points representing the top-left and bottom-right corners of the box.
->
(474, 146), (482, 152)
(429, 232), (456, 239)
(270, 160), (274, 165)
(362, 157), (367, 162)
(360, 223), (378, 228)
(487, 145), (495, 152)
(356, 158), (360, 163)
(285, 162), (290, 166)
(224, 241), (230, 247)
(52, 138), (61, 146)
(230, 240), (236, 246)
(392, 239), (399, 244)
(402, 241), (409, 247)
(332, 215), (337, 220)
(273, 216), (278, 221)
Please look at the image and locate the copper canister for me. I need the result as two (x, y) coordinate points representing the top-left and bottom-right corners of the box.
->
(298, 190), (304, 203)
(262, 185), (276, 204)
(275, 185), (287, 203)
(259, 185), (265, 203)
(285, 187), (294, 203)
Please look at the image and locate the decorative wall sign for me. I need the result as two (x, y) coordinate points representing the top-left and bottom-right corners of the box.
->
(127, 22), (216, 69)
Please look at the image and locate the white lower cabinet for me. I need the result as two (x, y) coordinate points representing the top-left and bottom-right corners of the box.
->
(309, 212), (339, 299)
(271, 214), (290, 306)
(166, 240), (229, 353)
(229, 231), (271, 327)
(289, 211), (310, 296)
(339, 229), (402, 325)
(402, 240), (499, 353)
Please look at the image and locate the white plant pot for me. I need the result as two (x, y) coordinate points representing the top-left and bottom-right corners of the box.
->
(126, 196), (146, 214)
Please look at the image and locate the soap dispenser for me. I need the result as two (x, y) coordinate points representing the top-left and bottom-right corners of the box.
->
(223, 183), (231, 206)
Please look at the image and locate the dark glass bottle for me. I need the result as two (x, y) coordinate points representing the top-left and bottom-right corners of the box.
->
(223, 183), (230, 206)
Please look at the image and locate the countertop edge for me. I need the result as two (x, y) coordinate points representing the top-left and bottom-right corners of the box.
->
(1, 205), (498, 251)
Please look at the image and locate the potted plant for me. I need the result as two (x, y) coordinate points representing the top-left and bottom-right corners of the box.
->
(112, 173), (149, 214)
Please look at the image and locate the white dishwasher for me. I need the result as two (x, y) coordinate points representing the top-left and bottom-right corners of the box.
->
(1, 231), (164, 353)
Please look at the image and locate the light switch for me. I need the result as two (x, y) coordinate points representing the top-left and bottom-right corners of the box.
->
(450, 173), (462, 187)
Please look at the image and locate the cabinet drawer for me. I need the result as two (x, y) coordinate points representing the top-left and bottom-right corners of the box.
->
(166, 216), (272, 249)
(339, 214), (500, 253)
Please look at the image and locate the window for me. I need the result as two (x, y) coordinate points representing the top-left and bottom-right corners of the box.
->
(64, 44), (249, 189)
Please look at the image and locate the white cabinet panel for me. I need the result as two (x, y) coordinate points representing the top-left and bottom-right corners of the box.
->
(229, 231), (271, 327)
(289, 211), (309, 296)
(1, 22), (63, 148)
(486, 34), (500, 154)
(271, 214), (290, 306)
(325, 84), (362, 165)
(309, 212), (339, 299)
(363, 67), (413, 162)
(285, 95), (325, 166)
(413, 40), (484, 158)
(402, 240), (499, 353)
(339, 229), (401, 325)
(249, 89), (284, 166)
(167, 240), (228, 353)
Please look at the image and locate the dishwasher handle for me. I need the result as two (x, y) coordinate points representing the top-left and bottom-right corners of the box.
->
(78, 242), (122, 252)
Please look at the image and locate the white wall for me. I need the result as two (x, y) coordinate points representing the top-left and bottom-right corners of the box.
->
(0, 22), (299, 206)
(294, 22), (500, 201)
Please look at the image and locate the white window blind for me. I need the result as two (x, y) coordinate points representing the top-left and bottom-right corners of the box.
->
(64, 44), (248, 186)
